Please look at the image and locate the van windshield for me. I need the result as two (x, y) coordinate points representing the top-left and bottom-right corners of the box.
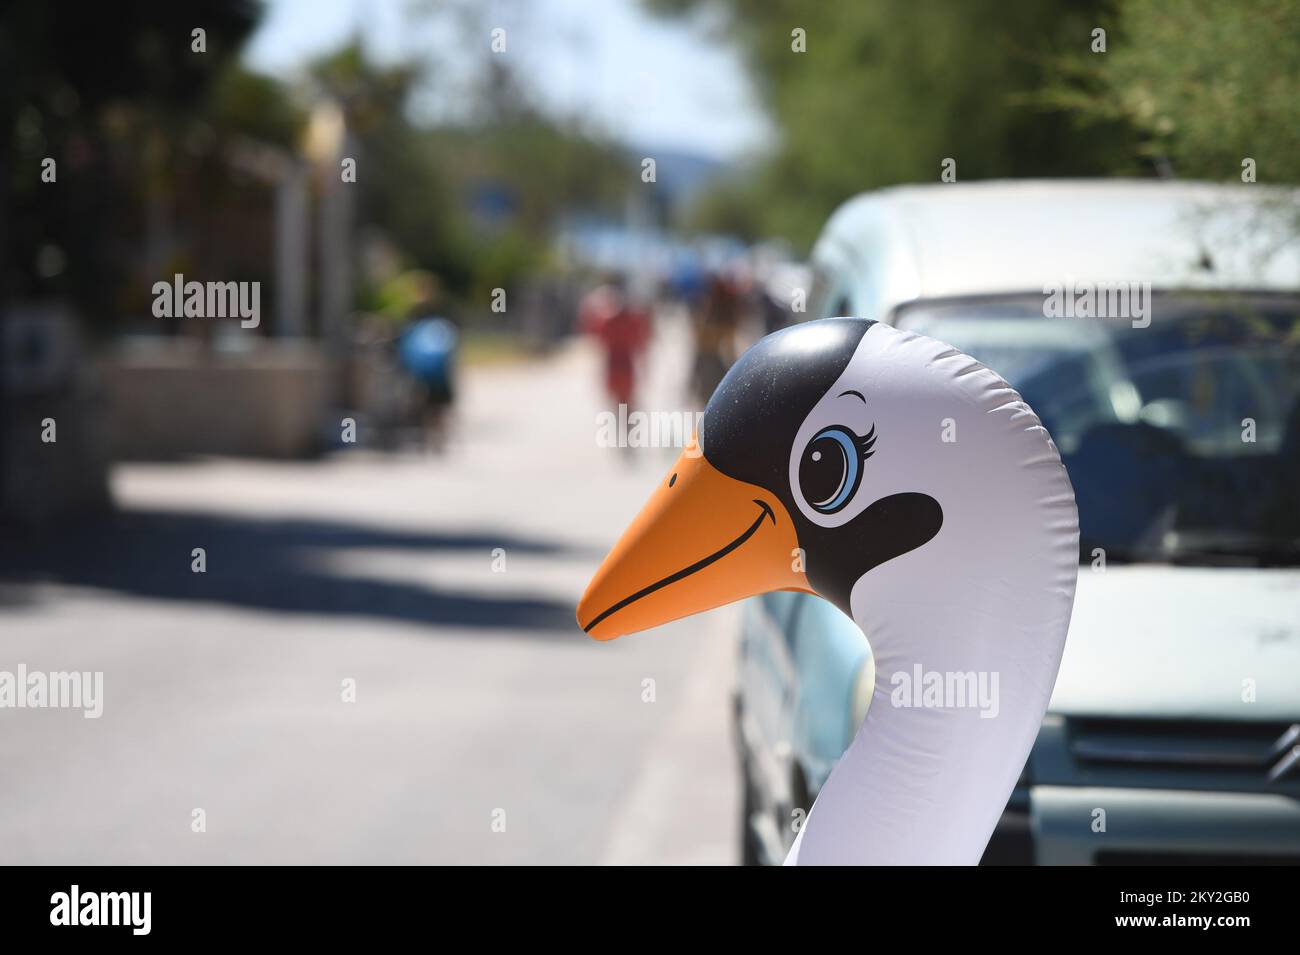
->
(895, 295), (1300, 566)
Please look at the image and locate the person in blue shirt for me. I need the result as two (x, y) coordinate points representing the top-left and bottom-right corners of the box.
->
(398, 315), (459, 453)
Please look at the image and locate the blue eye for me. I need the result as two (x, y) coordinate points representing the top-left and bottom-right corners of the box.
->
(798, 425), (875, 513)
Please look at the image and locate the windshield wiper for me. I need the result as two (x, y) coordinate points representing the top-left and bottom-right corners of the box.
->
(1163, 532), (1300, 567)
(1083, 535), (1300, 567)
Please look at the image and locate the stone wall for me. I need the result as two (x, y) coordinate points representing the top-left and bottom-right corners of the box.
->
(103, 341), (331, 460)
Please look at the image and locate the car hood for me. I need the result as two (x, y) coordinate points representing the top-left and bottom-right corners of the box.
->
(1050, 565), (1300, 722)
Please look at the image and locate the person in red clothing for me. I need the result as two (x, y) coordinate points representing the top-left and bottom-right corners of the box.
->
(579, 276), (651, 412)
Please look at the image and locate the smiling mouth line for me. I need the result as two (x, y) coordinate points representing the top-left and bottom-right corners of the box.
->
(581, 500), (776, 634)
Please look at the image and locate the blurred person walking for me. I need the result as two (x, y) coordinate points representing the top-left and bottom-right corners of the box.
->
(579, 278), (651, 449)
(398, 316), (459, 453)
(388, 272), (459, 453)
(689, 272), (745, 407)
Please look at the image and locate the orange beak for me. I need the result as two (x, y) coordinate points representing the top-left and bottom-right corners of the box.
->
(577, 440), (810, 640)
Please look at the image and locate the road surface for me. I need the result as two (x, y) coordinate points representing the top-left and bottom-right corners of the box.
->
(0, 313), (741, 864)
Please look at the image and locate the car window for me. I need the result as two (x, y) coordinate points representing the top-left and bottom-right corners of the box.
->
(808, 264), (855, 320)
(827, 293), (852, 318)
(895, 294), (1300, 565)
(806, 265), (834, 320)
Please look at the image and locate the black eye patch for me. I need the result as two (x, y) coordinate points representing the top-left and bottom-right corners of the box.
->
(801, 492), (944, 615)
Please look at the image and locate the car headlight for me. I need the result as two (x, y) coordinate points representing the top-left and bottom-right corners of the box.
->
(849, 654), (876, 739)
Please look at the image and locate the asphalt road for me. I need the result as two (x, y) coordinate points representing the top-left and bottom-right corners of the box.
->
(0, 313), (741, 864)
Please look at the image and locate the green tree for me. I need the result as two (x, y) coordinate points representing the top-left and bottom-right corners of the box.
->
(312, 37), (633, 310)
(311, 43), (477, 297)
(0, 0), (264, 324)
(648, 0), (1139, 250)
(1052, 0), (1300, 183)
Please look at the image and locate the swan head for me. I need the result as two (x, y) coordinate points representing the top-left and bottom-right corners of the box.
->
(578, 318), (960, 638)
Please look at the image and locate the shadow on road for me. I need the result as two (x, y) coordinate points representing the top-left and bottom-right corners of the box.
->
(0, 509), (591, 633)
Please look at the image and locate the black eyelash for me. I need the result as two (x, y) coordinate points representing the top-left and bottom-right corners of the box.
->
(858, 424), (878, 460)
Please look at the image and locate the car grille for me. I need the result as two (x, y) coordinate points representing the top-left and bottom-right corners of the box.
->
(1096, 849), (1300, 866)
(1066, 718), (1300, 793)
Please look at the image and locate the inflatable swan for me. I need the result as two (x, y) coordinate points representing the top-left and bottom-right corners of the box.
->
(577, 318), (1079, 865)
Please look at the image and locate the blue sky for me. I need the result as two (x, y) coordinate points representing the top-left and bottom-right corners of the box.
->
(243, 0), (772, 161)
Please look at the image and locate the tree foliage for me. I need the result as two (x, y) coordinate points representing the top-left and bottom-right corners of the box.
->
(647, 0), (1142, 249)
(1054, 0), (1300, 183)
(0, 1), (263, 319)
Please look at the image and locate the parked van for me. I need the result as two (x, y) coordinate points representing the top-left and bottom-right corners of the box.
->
(736, 181), (1300, 865)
